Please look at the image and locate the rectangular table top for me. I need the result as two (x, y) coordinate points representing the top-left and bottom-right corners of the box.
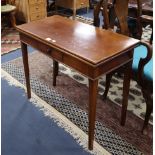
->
(16, 15), (140, 65)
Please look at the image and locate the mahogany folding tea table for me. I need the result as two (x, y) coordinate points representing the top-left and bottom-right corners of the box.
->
(16, 15), (140, 150)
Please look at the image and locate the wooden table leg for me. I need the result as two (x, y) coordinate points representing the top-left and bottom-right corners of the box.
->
(121, 61), (132, 125)
(88, 79), (98, 150)
(21, 42), (31, 99)
(53, 60), (59, 86)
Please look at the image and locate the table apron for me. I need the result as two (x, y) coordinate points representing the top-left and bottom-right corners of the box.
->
(20, 33), (133, 80)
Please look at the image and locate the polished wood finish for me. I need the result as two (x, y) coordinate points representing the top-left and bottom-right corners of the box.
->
(16, 15), (139, 149)
(88, 79), (98, 150)
(15, 0), (47, 22)
(21, 42), (31, 98)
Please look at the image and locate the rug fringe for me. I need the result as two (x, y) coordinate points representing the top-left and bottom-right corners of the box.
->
(1, 69), (111, 155)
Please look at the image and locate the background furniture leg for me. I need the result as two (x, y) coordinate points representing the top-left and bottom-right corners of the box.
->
(142, 90), (153, 134)
(102, 72), (113, 100)
(53, 60), (58, 86)
(10, 11), (16, 27)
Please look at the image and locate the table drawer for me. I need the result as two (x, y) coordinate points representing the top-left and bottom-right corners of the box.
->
(30, 12), (45, 21)
(44, 48), (63, 62)
(50, 50), (63, 62)
(29, 0), (44, 5)
(29, 3), (45, 13)
(20, 33), (64, 62)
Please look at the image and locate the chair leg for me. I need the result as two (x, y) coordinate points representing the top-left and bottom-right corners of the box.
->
(102, 72), (113, 100)
(141, 89), (153, 134)
(9, 11), (16, 27)
(53, 60), (59, 86)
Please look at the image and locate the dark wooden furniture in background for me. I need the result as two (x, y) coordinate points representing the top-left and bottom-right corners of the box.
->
(108, 0), (153, 15)
(16, 15), (139, 150)
(46, 0), (55, 12)
(98, 0), (153, 40)
(126, 0), (153, 42)
(94, 0), (153, 134)
(128, 0), (152, 16)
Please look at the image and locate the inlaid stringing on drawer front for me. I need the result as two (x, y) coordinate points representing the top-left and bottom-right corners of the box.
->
(29, 3), (45, 13)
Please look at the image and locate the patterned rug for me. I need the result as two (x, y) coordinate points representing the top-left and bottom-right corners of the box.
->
(141, 25), (152, 42)
(2, 69), (108, 155)
(1, 52), (153, 155)
(1, 27), (21, 55)
(59, 64), (153, 124)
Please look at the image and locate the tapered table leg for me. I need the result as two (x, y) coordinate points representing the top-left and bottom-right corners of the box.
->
(21, 42), (31, 98)
(121, 61), (132, 125)
(88, 79), (98, 150)
(53, 60), (59, 86)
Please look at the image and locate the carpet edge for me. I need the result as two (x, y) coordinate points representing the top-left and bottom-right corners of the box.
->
(1, 68), (111, 155)
(1, 47), (21, 56)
